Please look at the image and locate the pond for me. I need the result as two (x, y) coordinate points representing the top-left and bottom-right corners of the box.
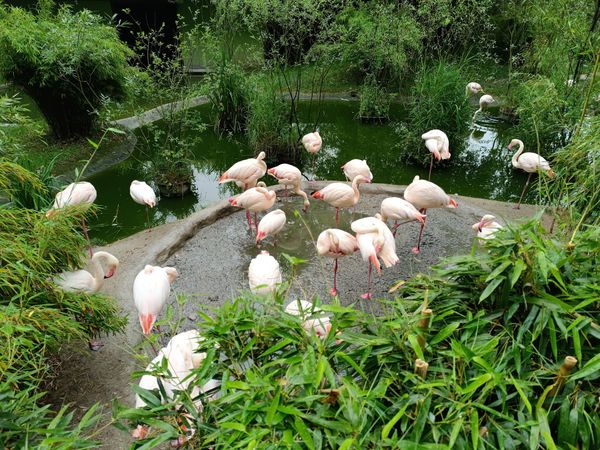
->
(87, 99), (527, 244)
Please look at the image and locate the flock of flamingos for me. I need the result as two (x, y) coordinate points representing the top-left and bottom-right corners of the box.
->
(46, 82), (555, 443)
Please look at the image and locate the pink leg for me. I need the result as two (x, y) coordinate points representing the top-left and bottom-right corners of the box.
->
(428, 155), (433, 180)
(285, 187), (288, 200)
(361, 262), (373, 299)
(392, 220), (399, 237)
(146, 206), (152, 232)
(515, 173), (532, 210)
(254, 213), (258, 234)
(330, 258), (338, 296)
(81, 219), (93, 257)
(273, 238), (277, 256)
(335, 208), (339, 227)
(411, 209), (427, 255)
(246, 210), (252, 228)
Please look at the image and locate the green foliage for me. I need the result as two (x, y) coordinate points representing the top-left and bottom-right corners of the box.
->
(396, 60), (470, 166)
(0, 93), (45, 158)
(0, 4), (133, 138)
(358, 76), (390, 121)
(207, 63), (249, 134)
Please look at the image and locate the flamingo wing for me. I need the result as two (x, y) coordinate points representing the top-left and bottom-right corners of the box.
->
(53, 269), (95, 293)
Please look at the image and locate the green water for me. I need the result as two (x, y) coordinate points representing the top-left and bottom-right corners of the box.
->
(87, 100), (526, 243)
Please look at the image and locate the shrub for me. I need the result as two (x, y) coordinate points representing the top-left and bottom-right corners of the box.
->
(0, 4), (133, 139)
(207, 63), (249, 134)
(358, 76), (390, 121)
(396, 60), (470, 166)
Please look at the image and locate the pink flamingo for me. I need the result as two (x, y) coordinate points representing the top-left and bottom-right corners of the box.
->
(380, 197), (427, 237)
(229, 182), (276, 232)
(133, 265), (178, 336)
(256, 209), (287, 249)
(311, 175), (371, 226)
(421, 129), (450, 180)
(220, 151), (267, 225)
(302, 130), (322, 176)
(509, 138), (555, 209)
(248, 250), (282, 296)
(342, 159), (373, 182)
(351, 215), (398, 299)
(267, 164), (310, 211)
(130, 180), (157, 230)
(403, 176), (458, 255)
(472, 214), (503, 240)
(285, 299), (335, 339)
(316, 228), (358, 296)
(46, 181), (97, 256)
(473, 94), (495, 121)
(466, 82), (484, 96)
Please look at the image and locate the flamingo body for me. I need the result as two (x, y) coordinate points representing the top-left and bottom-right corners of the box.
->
(403, 176), (458, 210)
(229, 185), (276, 213)
(267, 164), (310, 210)
(47, 182), (97, 216)
(302, 131), (322, 154)
(130, 180), (157, 207)
(509, 139), (554, 175)
(342, 159), (373, 182)
(248, 251), (282, 296)
(219, 152), (267, 189)
(380, 197), (426, 225)
(316, 228), (358, 295)
(133, 265), (178, 335)
(472, 214), (503, 240)
(53, 251), (119, 293)
(256, 209), (287, 244)
(285, 299), (332, 338)
(421, 129), (450, 160)
(311, 175), (370, 211)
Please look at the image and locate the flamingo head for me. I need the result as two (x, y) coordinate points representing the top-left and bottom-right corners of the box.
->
(132, 424), (150, 439)
(472, 214), (495, 232)
(104, 266), (117, 279)
(228, 197), (238, 206)
(415, 213), (427, 224)
(302, 198), (310, 213)
(267, 167), (277, 177)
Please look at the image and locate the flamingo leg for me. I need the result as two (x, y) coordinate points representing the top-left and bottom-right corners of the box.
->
(428, 154), (434, 180)
(254, 213), (258, 234)
(392, 220), (399, 237)
(330, 258), (338, 296)
(245, 210), (252, 228)
(515, 172), (533, 210)
(361, 262), (372, 299)
(312, 155), (316, 179)
(411, 209), (427, 255)
(81, 218), (93, 257)
(145, 206), (152, 232)
(335, 208), (339, 227)
(285, 186), (288, 200)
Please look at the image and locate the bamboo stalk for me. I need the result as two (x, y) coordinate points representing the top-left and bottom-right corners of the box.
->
(549, 356), (578, 396)
(417, 308), (432, 350)
(414, 359), (429, 378)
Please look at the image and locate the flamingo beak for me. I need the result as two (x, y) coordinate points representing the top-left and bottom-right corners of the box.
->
(416, 214), (426, 224)
(104, 268), (115, 279)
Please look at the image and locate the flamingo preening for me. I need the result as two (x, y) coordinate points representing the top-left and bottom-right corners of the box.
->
(46, 181), (97, 256)
(379, 197), (427, 237)
(403, 176), (458, 255)
(302, 130), (322, 176)
(130, 180), (157, 230)
(311, 175), (371, 226)
(472, 215), (503, 240)
(421, 129), (450, 180)
(256, 209), (287, 250)
(285, 299), (334, 339)
(341, 159), (373, 182)
(228, 182), (276, 232)
(472, 94), (495, 121)
(267, 164), (310, 211)
(351, 215), (398, 299)
(248, 250), (282, 296)
(466, 82), (484, 96)
(508, 138), (555, 209)
(133, 265), (179, 337)
(316, 228), (358, 296)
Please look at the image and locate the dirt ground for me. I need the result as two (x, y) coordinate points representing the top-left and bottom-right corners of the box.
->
(45, 182), (551, 448)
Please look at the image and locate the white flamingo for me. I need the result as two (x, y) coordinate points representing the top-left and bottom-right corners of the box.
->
(256, 209), (287, 249)
(316, 228), (358, 296)
(421, 129), (450, 180)
(248, 250), (282, 296)
(466, 82), (484, 96)
(473, 94), (495, 121)
(130, 180), (157, 229)
(472, 215), (503, 240)
(229, 182), (277, 232)
(302, 130), (322, 176)
(380, 197), (427, 237)
(341, 159), (373, 182)
(311, 175), (371, 226)
(133, 265), (178, 336)
(267, 164), (310, 211)
(285, 299), (333, 339)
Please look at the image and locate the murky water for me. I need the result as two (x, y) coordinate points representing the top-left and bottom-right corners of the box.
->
(87, 100), (527, 243)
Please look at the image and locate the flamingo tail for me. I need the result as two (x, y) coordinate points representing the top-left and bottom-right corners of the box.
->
(139, 313), (155, 335)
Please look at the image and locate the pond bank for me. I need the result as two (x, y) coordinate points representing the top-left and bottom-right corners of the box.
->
(45, 182), (551, 449)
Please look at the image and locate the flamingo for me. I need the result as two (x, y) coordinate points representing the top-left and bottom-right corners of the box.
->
(342, 159), (373, 182)
(130, 180), (157, 230)
(380, 197), (427, 237)
(311, 175), (371, 226)
(228, 182), (276, 232)
(53, 251), (119, 350)
(285, 299), (333, 339)
(133, 265), (178, 337)
(248, 250), (282, 296)
(46, 181), (97, 256)
(472, 215), (503, 240)
(466, 82), (484, 96)
(220, 151), (267, 225)
(351, 215), (398, 299)
(403, 176), (458, 255)
(267, 164), (310, 211)
(302, 130), (322, 176)
(256, 209), (286, 250)
(316, 228), (358, 296)
(508, 138), (555, 209)
(421, 129), (450, 180)
(473, 94), (495, 121)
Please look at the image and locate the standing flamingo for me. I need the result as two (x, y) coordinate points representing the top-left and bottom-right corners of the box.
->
(508, 138), (555, 209)
(342, 159), (373, 182)
(472, 215), (503, 240)
(316, 228), (358, 296)
(466, 82), (484, 96)
(133, 265), (178, 337)
(403, 176), (458, 255)
(248, 250), (282, 296)
(220, 152), (267, 225)
(46, 181), (97, 256)
(472, 94), (495, 121)
(53, 251), (119, 350)
(130, 180), (157, 230)
(285, 299), (333, 338)
(267, 164), (310, 211)
(421, 129), (450, 180)
(351, 215), (398, 299)
(302, 130), (322, 176)
(380, 197), (427, 237)
(229, 182), (277, 232)
(256, 209), (287, 249)
(311, 175), (371, 226)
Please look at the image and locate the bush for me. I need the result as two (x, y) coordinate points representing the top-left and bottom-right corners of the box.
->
(358, 76), (390, 121)
(396, 60), (471, 166)
(207, 63), (249, 134)
(0, 4), (133, 139)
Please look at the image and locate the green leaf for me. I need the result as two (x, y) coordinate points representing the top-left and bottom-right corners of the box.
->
(429, 322), (460, 345)
(509, 377), (532, 415)
(479, 277), (504, 302)
(537, 407), (557, 450)
(381, 401), (409, 440)
(261, 338), (292, 357)
(510, 259), (526, 287)
(449, 416), (464, 448)
(220, 421), (247, 433)
(572, 328), (582, 362)
(571, 353), (600, 381)
(470, 408), (479, 450)
(266, 390), (280, 425)
(408, 334), (424, 360)
(339, 438), (355, 450)
(485, 260), (511, 283)
(461, 373), (493, 396)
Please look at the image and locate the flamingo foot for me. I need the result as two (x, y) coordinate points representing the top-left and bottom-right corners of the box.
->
(411, 247), (420, 255)
(361, 292), (373, 300)
(330, 288), (338, 296)
(88, 340), (104, 351)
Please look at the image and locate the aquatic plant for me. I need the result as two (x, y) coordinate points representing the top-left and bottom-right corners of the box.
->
(357, 76), (390, 122)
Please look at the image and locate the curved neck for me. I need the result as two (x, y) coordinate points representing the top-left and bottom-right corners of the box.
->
(88, 253), (106, 284)
(511, 140), (525, 166)
(351, 178), (363, 202)
(293, 185), (309, 206)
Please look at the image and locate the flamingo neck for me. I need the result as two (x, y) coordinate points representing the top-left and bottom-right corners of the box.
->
(88, 253), (106, 288)
(511, 140), (525, 167)
(351, 178), (362, 203)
